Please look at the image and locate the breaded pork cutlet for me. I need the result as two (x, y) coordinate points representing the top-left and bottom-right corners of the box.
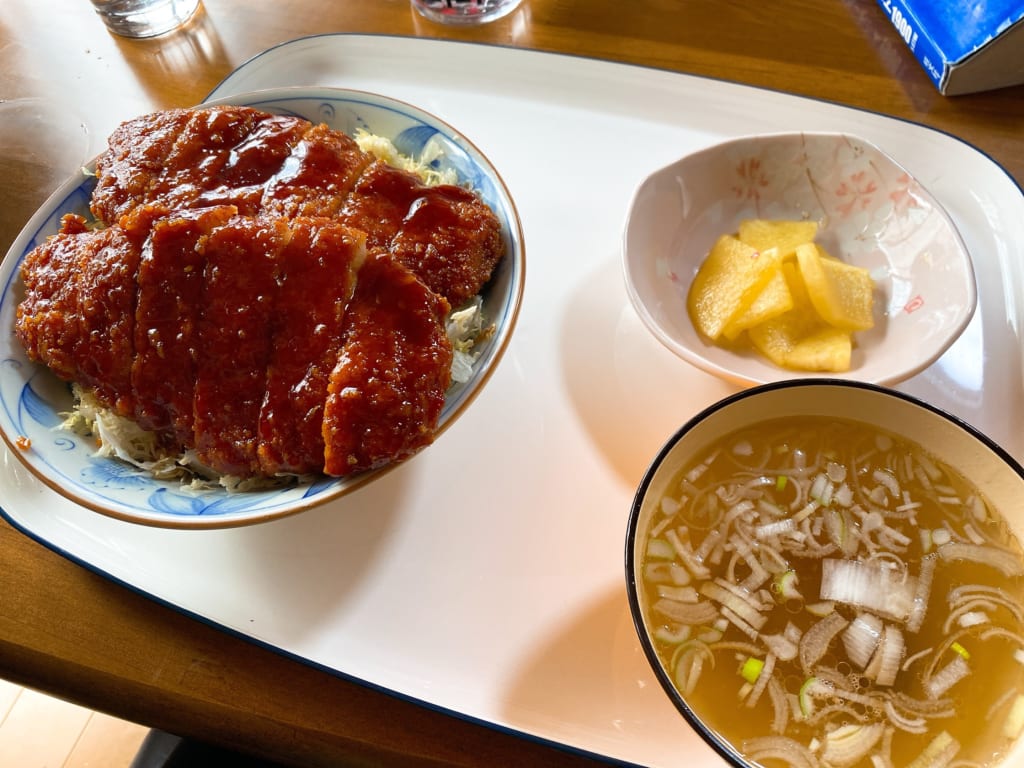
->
(16, 104), (506, 480)
(90, 105), (504, 307)
(17, 208), (452, 479)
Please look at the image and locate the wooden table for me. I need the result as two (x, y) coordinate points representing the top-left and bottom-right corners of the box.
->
(1, 2), (1021, 766)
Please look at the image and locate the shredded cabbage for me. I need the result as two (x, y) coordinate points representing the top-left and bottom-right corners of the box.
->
(446, 296), (492, 384)
(354, 129), (460, 187)
(62, 385), (284, 491)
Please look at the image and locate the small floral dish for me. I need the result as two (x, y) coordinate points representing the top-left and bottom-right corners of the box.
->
(622, 132), (976, 386)
(0, 86), (524, 529)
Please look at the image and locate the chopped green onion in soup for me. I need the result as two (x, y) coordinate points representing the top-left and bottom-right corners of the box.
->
(640, 416), (1024, 768)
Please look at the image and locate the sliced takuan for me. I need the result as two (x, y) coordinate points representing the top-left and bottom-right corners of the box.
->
(795, 242), (875, 331)
(738, 218), (818, 259)
(687, 234), (782, 341)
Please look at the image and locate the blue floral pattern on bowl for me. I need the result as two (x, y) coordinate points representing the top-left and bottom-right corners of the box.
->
(0, 87), (523, 528)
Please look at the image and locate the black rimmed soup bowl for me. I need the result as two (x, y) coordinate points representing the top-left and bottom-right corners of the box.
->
(626, 380), (1024, 768)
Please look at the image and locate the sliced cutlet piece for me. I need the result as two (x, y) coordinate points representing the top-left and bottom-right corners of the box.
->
(340, 160), (506, 306)
(260, 122), (373, 219)
(193, 215), (290, 478)
(336, 159), (423, 250)
(257, 219), (367, 476)
(71, 217), (144, 418)
(154, 106), (287, 215)
(92, 106), (313, 224)
(16, 214), (94, 383)
(193, 113), (311, 213)
(322, 250), (453, 477)
(17, 213), (141, 417)
(91, 108), (193, 225)
(391, 182), (505, 307)
(131, 205), (237, 443)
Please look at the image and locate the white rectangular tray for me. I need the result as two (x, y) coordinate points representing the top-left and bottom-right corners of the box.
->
(3, 35), (1023, 767)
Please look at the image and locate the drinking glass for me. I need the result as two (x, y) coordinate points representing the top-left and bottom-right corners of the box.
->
(410, 0), (524, 25)
(89, 0), (201, 38)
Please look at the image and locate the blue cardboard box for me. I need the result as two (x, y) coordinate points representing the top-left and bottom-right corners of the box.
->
(877, 0), (1024, 94)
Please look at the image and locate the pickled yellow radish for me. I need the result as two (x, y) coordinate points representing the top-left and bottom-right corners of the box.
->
(738, 218), (818, 259)
(784, 327), (853, 371)
(795, 242), (875, 331)
(686, 235), (782, 341)
(721, 266), (793, 341)
(749, 262), (847, 370)
(686, 220), (875, 373)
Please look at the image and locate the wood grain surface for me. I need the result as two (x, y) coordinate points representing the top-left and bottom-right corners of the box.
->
(1, 1), (1021, 766)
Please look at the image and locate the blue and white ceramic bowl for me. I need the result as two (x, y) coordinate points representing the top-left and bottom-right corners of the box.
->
(0, 87), (524, 528)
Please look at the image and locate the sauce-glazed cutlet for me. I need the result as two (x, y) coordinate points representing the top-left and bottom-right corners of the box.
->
(390, 177), (504, 307)
(191, 215), (292, 478)
(17, 104), (505, 481)
(323, 249), (453, 476)
(16, 213), (140, 418)
(131, 204), (237, 442)
(91, 106), (505, 307)
(16, 215), (96, 386)
(260, 123), (373, 219)
(92, 106), (371, 225)
(89, 109), (194, 226)
(257, 219), (367, 476)
(338, 160), (503, 306)
(17, 206), (452, 480)
(91, 106), (314, 223)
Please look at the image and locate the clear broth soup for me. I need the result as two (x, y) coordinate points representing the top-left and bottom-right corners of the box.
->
(639, 416), (1024, 768)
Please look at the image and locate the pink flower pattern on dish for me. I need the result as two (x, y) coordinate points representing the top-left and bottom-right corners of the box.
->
(726, 138), (908, 228)
(833, 170), (878, 218)
(730, 157), (770, 206)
